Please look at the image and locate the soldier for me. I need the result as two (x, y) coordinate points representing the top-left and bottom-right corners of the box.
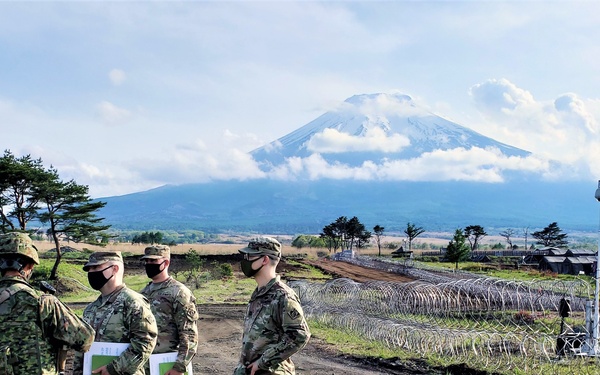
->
(73, 251), (158, 375)
(140, 245), (199, 375)
(0, 232), (95, 375)
(234, 237), (310, 375)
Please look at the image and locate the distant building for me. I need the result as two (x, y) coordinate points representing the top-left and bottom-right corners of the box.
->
(535, 248), (597, 275)
(391, 246), (413, 258)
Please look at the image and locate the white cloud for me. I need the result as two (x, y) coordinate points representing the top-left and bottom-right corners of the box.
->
(554, 93), (598, 134)
(109, 69), (126, 86)
(266, 147), (548, 183)
(470, 78), (535, 115)
(306, 127), (410, 153)
(96, 101), (131, 124)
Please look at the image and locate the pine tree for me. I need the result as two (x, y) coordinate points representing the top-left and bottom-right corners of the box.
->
(445, 228), (470, 269)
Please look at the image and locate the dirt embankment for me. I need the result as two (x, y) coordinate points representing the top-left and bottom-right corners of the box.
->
(302, 258), (416, 283)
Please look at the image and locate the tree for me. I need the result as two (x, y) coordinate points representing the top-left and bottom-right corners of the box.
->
(404, 222), (425, 252)
(292, 235), (310, 249)
(464, 225), (487, 251)
(0, 150), (49, 231)
(373, 225), (385, 256)
(34, 167), (110, 279)
(320, 216), (371, 253)
(292, 235), (326, 249)
(532, 222), (568, 248)
(320, 223), (341, 253)
(499, 228), (515, 249)
(445, 229), (470, 269)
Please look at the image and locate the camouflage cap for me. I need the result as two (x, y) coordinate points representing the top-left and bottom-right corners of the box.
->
(83, 251), (123, 271)
(141, 245), (170, 260)
(0, 232), (40, 264)
(238, 236), (281, 258)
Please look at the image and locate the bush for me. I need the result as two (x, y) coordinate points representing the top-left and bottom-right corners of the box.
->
(514, 310), (535, 324)
(215, 263), (233, 279)
(31, 263), (52, 282)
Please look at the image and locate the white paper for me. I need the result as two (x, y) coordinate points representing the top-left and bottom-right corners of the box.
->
(82, 342), (130, 375)
(148, 352), (193, 375)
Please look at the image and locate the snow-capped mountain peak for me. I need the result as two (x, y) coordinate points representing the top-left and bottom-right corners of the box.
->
(251, 93), (529, 168)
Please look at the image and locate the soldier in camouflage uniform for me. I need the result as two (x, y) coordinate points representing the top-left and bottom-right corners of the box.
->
(234, 237), (310, 375)
(0, 232), (95, 375)
(140, 245), (198, 375)
(72, 251), (158, 375)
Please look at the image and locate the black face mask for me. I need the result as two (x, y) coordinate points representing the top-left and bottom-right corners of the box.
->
(145, 260), (166, 279)
(88, 265), (114, 290)
(240, 257), (264, 278)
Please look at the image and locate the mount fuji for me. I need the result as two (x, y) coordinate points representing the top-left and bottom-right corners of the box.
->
(97, 93), (597, 234)
(251, 93), (529, 169)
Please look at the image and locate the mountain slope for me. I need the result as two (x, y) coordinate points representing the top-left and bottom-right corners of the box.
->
(98, 179), (597, 233)
(96, 93), (596, 234)
(251, 93), (530, 168)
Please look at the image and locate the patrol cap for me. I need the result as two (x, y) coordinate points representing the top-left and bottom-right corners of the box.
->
(0, 232), (40, 265)
(141, 245), (170, 260)
(238, 236), (281, 258)
(83, 251), (123, 271)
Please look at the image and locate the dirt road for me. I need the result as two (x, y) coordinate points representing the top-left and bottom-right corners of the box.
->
(194, 259), (427, 374)
(195, 303), (426, 375)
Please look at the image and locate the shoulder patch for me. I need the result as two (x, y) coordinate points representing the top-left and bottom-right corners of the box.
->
(288, 308), (300, 320)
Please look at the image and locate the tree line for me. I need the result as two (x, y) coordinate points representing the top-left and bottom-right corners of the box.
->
(296, 216), (570, 269)
(0, 150), (110, 279)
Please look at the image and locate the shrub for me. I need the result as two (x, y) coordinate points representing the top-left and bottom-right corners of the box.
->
(514, 310), (535, 324)
(216, 263), (233, 279)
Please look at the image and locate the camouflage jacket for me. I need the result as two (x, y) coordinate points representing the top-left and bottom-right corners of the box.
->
(73, 284), (157, 375)
(0, 276), (94, 375)
(234, 276), (310, 375)
(140, 277), (199, 373)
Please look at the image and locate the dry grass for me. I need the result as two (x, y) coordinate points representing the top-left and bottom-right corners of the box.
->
(34, 240), (397, 258)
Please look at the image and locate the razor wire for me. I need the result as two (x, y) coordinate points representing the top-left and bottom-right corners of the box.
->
(291, 257), (600, 374)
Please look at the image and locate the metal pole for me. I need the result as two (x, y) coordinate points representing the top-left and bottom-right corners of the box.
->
(593, 180), (600, 355)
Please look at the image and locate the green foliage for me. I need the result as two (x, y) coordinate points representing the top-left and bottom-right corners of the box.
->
(404, 222), (425, 251)
(491, 242), (505, 249)
(31, 262), (52, 282)
(532, 222), (569, 248)
(0, 150), (49, 231)
(131, 231), (164, 245)
(320, 216), (371, 252)
(211, 262), (233, 279)
(291, 234), (325, 249)
(464, 224), (487, 251)
(445, 228), (470, 269)
(0, 150), (110, 280)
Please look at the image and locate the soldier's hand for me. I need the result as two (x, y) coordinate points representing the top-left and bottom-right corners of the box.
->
(246, 361), (260, 375)
(164, 369), (184, 375)
(91, 365), (110, 375)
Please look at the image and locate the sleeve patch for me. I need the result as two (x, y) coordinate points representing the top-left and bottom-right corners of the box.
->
(288, 308), (300, 320)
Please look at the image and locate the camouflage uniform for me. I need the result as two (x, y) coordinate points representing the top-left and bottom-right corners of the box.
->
(140, 277), (199, 373)
(73, 252), (158, 375)
(0, 232), (95, 375)
(234, 237), (310, 375)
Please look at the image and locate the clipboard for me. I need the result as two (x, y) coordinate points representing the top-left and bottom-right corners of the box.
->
(82, 342), (130, 375)
(149, 352), (193, 375)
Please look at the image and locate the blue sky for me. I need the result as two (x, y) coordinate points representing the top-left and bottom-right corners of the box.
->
(1, 1), (599, 198)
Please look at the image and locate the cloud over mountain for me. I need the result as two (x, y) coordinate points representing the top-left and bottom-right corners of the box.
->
(251, 92), (547, 183)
